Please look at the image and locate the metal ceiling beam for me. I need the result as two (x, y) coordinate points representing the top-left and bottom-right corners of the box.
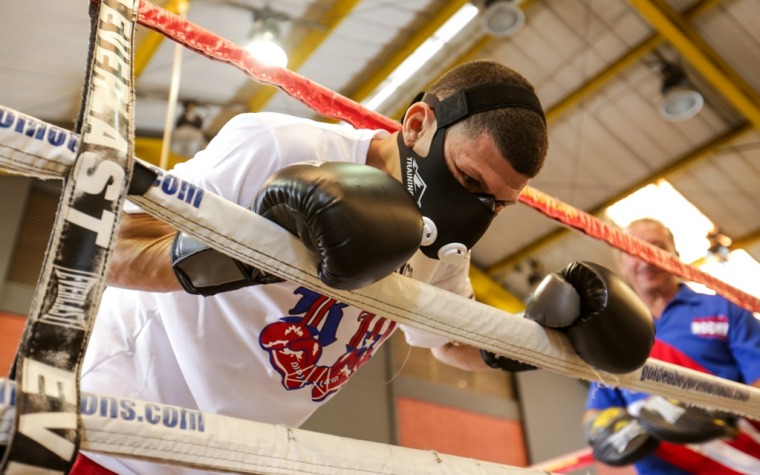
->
(150, 0), (362, 160)
(487, 122), (752, 278)
(389, 35), (491, 120)
(486, 0), (760, 279)
(349, 0), (470, 105)
(134, 136), (187, 169)
(469, 267), (526, 313)
(387, 0), (539, 120)
(546, 0), (720, 121)
(545, 36), (659, 123)
(132, 0), (191, 167)
(484, 0), (725, 276)
(730, 227), (760, 252)
(630, 0), (760, 130)
(244, 0), (362, 113)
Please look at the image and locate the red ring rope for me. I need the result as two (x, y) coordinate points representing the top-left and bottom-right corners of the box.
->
(519, 190), (760, 312)
(130, 0), (760, 314)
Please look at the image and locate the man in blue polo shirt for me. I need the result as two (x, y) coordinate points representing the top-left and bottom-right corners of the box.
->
(583, 218), (760, 474)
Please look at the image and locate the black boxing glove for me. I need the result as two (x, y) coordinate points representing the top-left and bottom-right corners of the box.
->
(172, 161), (424, 295)
(171, 229), (284, 296)
(480, 349), (538, 372)
(586, 407), (659, 466)
(636, 396), (738, 444)
(522, 261), (655, 374)
(254, 161), (423, 290)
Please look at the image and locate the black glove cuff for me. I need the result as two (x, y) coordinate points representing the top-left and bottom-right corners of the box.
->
(173, 260), (284, 296)
(480, 350), (537, 372)
(171, 232), (284, 296)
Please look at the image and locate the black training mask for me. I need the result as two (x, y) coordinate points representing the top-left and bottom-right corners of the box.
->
(397, 83), (545, 263)
(398, 132), (495, 262)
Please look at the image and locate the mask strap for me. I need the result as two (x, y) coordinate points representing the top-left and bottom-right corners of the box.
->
(421, 83), (545, 128)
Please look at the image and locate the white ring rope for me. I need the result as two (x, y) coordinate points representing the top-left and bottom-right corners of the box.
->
(2, 1), (138, 471)
(0, 378), (548, 475)
(2, 105), (760, 421)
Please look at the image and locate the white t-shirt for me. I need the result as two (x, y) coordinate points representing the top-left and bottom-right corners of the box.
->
(80, 113), (473, 474)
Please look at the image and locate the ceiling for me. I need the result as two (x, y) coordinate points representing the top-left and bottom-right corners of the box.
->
(2, 0), (760, 306)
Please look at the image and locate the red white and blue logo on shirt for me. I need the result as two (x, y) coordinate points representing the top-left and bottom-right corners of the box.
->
(259, 286), (395, 402)
(690, 314), (729, 340)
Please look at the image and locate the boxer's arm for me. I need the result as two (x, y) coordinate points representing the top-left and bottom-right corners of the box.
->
(107, 212), (182, 292)
(431, 342), (491, 371)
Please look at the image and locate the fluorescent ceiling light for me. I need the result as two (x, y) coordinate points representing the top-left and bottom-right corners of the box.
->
(363, 4), (479, 112)
(605, 179), (714, 264)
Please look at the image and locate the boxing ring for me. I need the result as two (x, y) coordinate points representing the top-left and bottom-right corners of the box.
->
(2, 0), (760, 473)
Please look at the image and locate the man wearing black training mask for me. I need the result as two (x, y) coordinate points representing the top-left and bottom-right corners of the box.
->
(391, 65), (549, 369)
(80, 58), (653, 475)
(395, 81), (547, 263)
(81, 56), (649, 475)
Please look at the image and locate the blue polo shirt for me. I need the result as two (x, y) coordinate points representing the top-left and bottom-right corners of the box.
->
(585, 284), (760, 474)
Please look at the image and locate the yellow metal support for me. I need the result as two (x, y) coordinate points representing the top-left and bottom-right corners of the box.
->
(546, 0), (723, 121)
(469, 266), (525, 313)
(484, 0), (728, 276)
(546, 35), (661, 123)
(487, 122), (752, 277)
(135, 136), (186, 169)
(729, 228), (760, 253)
(134, 25), (164, 79)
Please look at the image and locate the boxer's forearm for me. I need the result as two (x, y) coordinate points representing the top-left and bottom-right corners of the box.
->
(107, 212), (183, 292)
(431, 342), (491, 371)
